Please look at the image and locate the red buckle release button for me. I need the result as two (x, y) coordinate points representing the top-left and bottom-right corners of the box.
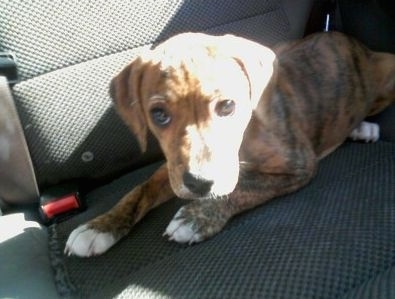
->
(41, 193), (80, 219)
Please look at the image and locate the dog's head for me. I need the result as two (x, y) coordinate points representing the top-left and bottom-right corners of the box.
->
(111, 33), (275, 199)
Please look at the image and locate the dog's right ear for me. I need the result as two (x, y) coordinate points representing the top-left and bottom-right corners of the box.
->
(110, 57), (148, 152)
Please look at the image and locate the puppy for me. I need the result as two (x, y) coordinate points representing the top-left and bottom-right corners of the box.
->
(65, 32), (395, 257)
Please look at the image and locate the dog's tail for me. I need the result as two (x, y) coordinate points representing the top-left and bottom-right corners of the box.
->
(368, 52), (395, 116)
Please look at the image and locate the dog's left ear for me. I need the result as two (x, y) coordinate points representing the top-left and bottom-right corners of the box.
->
(220, 35), (276, 109)
(110, 57), (148, 152)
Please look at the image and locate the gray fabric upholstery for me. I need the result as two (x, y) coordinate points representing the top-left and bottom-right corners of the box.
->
(0, 0), (312, 188)
(0, 0), (289, 81)
(11, 47), (161, 187)
(0, 214), (59, 299)
(49, 142), (395, 298)
(343, 266), (395, 299)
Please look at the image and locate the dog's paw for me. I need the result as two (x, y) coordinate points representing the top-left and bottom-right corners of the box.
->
(164, 207), (204, 244)
(164, 200), (231, 244)
(64, 224), (118, 257)
(349, 121), (380, 143)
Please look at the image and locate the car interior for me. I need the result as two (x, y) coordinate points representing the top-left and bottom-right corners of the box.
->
(0, 0), (394, 298)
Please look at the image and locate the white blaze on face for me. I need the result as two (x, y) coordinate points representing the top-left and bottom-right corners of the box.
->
(179, 115), (246, 199)
(175, 59), (253, 199)
(158, 41), (254, 199)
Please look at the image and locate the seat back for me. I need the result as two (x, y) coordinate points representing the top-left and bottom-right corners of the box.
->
(0, 0), (313, 201)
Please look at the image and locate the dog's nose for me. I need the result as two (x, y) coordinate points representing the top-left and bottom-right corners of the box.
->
(183, 171), (214, 196)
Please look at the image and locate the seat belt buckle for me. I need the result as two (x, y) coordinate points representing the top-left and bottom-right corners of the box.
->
(39, 182), (85, 224)
(0, 52), (18, 85)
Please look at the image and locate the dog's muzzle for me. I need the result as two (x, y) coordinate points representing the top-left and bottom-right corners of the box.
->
(183, 171), (214, 197)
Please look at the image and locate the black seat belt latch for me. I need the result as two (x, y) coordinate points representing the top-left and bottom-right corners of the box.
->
(39, 182), (85, 224)
(0, 52), (18, 84)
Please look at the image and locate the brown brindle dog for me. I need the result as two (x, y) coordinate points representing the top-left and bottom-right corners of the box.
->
(65, 31), (395, 257)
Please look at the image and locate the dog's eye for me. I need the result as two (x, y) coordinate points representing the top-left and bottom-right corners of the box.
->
(215, 100), (235, 117)
(150, 107), (171, 127)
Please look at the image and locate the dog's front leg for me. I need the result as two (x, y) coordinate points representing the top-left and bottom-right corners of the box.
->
(165, 162), (316, 244)
(65, 163), (174, 257)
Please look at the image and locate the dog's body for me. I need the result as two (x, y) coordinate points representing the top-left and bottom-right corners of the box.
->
(65, 32), (395, 257)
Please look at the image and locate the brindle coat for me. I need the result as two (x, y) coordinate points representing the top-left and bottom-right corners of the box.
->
(65, 32), (395, 256)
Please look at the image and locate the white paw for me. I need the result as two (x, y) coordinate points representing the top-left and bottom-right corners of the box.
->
(163, 207), (203, 244)
(349, 121), (380, 143)
(64, 224), (118, 257)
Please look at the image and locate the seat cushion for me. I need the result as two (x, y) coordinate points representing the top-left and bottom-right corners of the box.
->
(0, 213), (59, 299)
(0, 0), (313, 188)
(49, 141), (395, 298)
